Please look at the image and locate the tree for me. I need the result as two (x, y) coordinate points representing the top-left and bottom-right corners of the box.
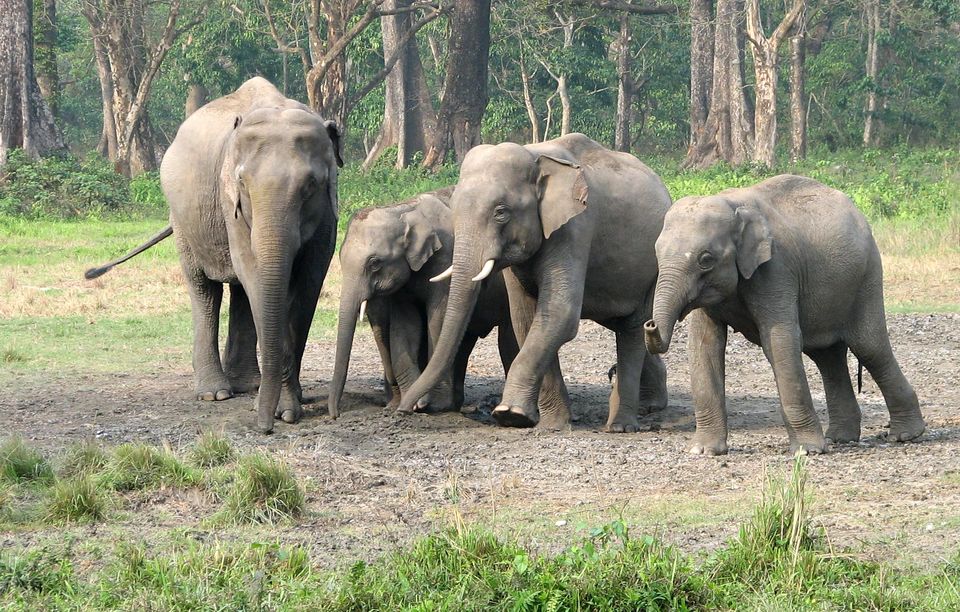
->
(82, 0), (206, 176)
(789, 32), (807, 161)
(862, 0), (882, 147)
(744, 0), (804, 167)
(684, 0), (754, 169)
(423, 0), (491, 168)
(34, 0), (60, 118)
(687, 0), (713, 156)
(0, 0), (65, 166)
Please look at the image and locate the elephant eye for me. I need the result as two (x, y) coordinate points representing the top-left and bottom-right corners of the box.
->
(697, 251), (716, 270)
(302, 176), (320, 201)
(493, 204), (511, 224)
(367, 257), (382, 272)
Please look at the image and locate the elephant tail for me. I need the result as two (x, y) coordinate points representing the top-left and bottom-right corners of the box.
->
(84, 226), (173, 280)
(857, 358), (863, 394)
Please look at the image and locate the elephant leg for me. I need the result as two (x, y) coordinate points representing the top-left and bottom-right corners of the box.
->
(495, 266), (580, 429)
(847, 312), (924, 442)
(605, 323), (646, 433)
(638, 351), (668, 414)
(390, 300), (430, 411)
(496, 322), (519, 376)
(757, 313), (826, 455)
(688, 310), (729, 455)
(807, 343), (861, 444)
(424, 297), (455, 412)
(367, 300), (400, 409)
(223, 283), (261, 394)
(453, 334), (479, 410)
(280, 236), (333, 423)
(184, 265), (231, 401)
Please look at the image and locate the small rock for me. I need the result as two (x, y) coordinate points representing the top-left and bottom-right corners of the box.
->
(555, 520), (567, 527)
(925, 523), (934, 532)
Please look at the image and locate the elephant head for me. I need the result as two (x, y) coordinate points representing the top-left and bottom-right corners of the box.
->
(220, 106), (343, 431)
(397, 143), (589, 412)
(329, 195), (449, 417)
(644, 196), (772, 354)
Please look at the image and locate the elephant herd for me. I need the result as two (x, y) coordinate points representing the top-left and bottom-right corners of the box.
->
(87, 78), (925, 456)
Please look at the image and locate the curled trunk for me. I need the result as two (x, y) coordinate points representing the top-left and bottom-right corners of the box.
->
(645, 272), (690, 355)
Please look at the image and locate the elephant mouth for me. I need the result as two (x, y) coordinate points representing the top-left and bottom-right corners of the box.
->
(677, 302), (697, 323)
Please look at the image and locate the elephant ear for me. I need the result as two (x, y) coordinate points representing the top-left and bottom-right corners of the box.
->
(324, 120), (344, 168)
(734, 206), (773, 279)
(536, 155), (588, 240)
(401, 206), (443, 272)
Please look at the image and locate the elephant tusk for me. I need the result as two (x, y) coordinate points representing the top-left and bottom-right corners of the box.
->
(359, 300), (367, 321)
(472, 259), (495, 282)
(429, 266), (453, 283)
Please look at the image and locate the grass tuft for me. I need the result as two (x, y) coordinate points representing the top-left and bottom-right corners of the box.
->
(0, 437), (54, 484)
(216, 454), (305, 525)
(188, 432), (235, 468)
(45, 477), (108, 523)
(58, 440), (109, 478)
(99, 443), (199, 491)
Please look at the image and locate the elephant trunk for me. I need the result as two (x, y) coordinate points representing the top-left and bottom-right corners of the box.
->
(250, 208), (298, 433)
(329, 286), (364, 419)
(645, 268), (689, 355)
(396, 233), (483, 413)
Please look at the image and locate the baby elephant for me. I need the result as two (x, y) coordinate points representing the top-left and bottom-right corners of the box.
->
(329, 190), (518, 418)
(644, 174), (924, 455)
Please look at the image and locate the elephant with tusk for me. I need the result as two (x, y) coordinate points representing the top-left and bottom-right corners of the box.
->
(395, 133), (673, 432)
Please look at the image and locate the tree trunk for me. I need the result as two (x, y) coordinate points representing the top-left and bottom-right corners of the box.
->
(519, 49), (540, 143)
(423, 0), (491, 168)
(863, 0), (881, 147)
(34, 0), (59, 118)
(0, 0), (64, 165)
(185, 81), (208, 117)
(686, 0), (714, 157)
(614, 14), (632, 152)
(363, 0), (435, 170)
(683, 0), (753, 169)
(789, 34), (807, 162)
(92, 33), (117, 159)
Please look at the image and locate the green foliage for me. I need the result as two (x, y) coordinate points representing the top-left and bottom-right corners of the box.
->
(98, 443), (200, 491)
(44, 477), (108, 523)
(188, 432), (235, 468)
(0, 151), (131, 219)
(58, 441), (109, 479)
(215, 453), (305, 525)
(0, 438), (54, 484)
(128, 171), (166, 209)
(0, 546), (75, 599)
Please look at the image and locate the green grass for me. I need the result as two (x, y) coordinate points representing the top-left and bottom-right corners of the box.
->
(58, 441), (109, 479)
(0, 438), (54, 484)
(215, 453), (305, 525)
(188, 432), (235, 469)
(98, 443), (200, 492)
(44, 477), (108, 523)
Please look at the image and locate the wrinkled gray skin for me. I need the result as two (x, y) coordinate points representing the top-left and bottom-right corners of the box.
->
(161, 77), (342, 433)
(329, 190), (519, 418)
(644, 175), (925, 455)
(397, 134), (672, 432)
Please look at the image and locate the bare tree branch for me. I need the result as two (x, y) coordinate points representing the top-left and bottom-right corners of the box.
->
(564, 0), (680, 16)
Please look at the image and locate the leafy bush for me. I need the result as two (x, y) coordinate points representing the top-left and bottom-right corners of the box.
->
(129, 171), (166, 210)
(0, 437), (54, 484)
(216, 453), (305, 524)
(0, 150), (131, 219)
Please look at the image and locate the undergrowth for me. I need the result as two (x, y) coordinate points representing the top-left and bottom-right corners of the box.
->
(215, 453), (305, 525)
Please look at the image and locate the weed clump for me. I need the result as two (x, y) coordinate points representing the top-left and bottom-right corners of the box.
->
(189, 432), (235, 468)
(45, 477), (107, 523)
(217, 454), (305, 524)
(0, 437), (54, 483)
(99, 443), (198, 491)
(59, 440), (109, 478)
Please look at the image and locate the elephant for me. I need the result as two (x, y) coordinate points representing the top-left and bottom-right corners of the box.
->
(643, 174), (925, 455)
(84, 77), (343, 433)
(396, 133), (672, 432)
(329, 189), (518, 418)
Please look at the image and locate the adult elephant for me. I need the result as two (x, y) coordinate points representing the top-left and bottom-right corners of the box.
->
(85, 77), (343, 433)
(644, 174), (925, 455)
(397, 134), (672, 432)
(329, 189), (518, 418)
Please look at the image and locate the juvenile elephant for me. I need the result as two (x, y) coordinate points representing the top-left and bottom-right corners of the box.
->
(397, 133), (672, 432)
(329, 190), (518, 417)
(85, 77), (342, 433)
(644, 174), (925, 455)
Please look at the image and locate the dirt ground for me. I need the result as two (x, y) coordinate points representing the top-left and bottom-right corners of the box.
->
(2, 312), (959, 569)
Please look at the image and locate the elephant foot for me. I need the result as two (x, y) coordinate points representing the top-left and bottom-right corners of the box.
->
(825, 421), (861, 445)
(386, 395), (401, 410)
(605, 416), (641, 434)
(253, 396), (274, 434)
(537, 410), (571, 431)
(888, 414), (925, 442)
(228, 374), (261, 395)
(414, 395), (432, 413)
(197, 377), (233, 402)
(689, 433), (728, 456)
(275, 385), (303, 424)
(789, 437), (827, 456)
(493, 405), (538, 428)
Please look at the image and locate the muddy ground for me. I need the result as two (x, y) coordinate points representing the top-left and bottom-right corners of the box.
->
(2, 313), (959, 569)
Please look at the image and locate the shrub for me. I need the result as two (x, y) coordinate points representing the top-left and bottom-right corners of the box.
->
(129, 171), (166, 210)
(99, 443), (199, 491)
(45, 477), (107, 523)
(216, 454), (305, 524)
(59, 440), (109, 478)
(188, 432), (235, 468)
(0, 437), (54, 484)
